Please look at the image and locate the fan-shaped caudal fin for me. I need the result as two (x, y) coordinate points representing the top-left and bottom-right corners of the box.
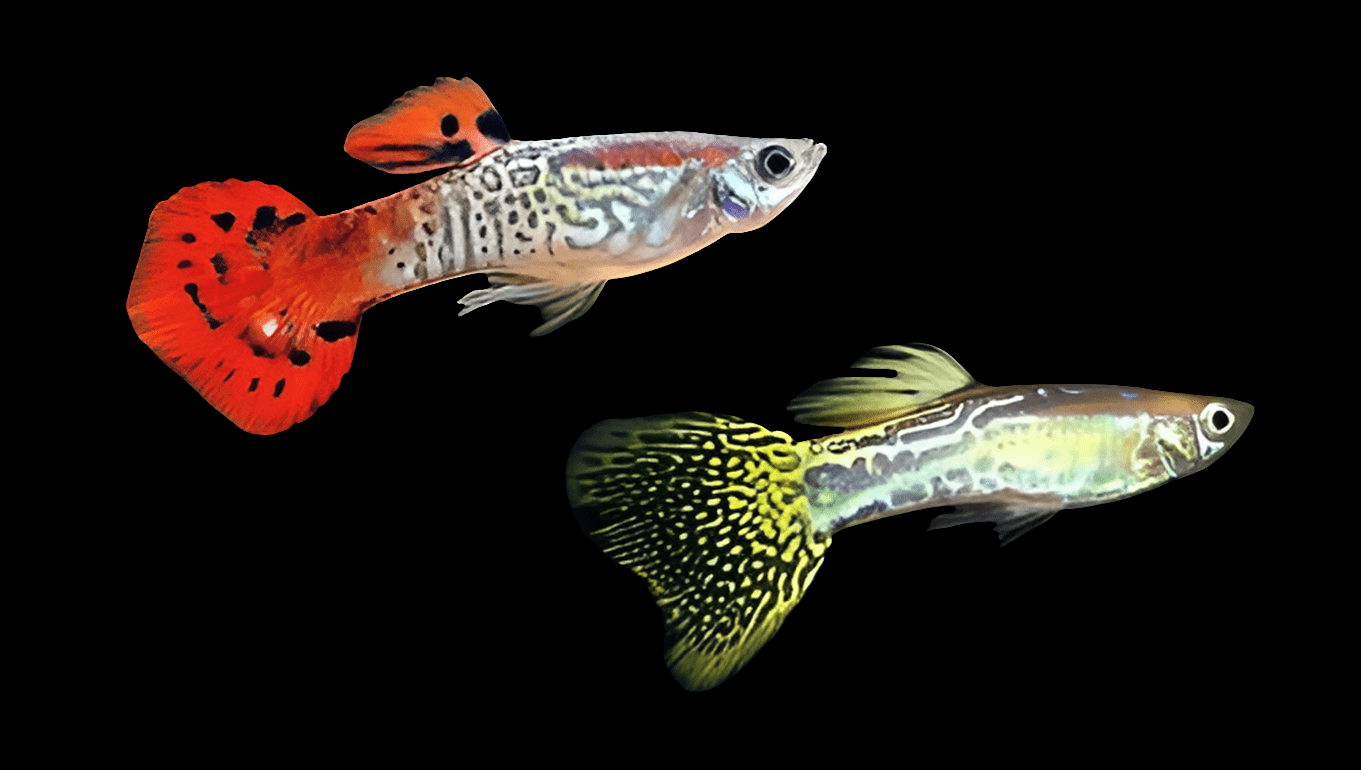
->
(566, 412), (829, 690)
(128, 180), (368, 434)
(344, 77), (511, 174)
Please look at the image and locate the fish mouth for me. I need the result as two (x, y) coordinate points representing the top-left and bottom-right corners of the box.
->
(805, 141), (827, 170)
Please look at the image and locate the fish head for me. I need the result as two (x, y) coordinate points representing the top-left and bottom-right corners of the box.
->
(1037, 385), (1253, 482)
(1134, 390), (1254, 478)
(1185, 395), (1254, 473)
(709, 138), (826, 233)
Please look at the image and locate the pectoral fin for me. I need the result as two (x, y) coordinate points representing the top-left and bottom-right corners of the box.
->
(457, 275), (606, 336)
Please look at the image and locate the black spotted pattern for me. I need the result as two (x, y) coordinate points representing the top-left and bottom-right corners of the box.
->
(183, 284), (223, 330)
(427, 140), (474, 166)
(314, 320), (358, 342)
(567, 413), (826, 690)
(252, 206), (277, 230)
(210, 212), (235, 232)
(211, 252), (229, 283)
(476, 110), (510, 143)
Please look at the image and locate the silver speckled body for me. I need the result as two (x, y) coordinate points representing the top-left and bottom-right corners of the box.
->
(357, 132), (824, 331)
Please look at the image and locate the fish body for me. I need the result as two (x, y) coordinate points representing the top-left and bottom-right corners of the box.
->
(127, 78), (825, 434)
(802, 381), (1246, 539)
(356, 131), (825, 319)
(565, 344), (1253, 690)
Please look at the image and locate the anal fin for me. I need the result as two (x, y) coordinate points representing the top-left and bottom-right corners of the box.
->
(927, 493), (1063, 546)
(457, 275), (606, 336)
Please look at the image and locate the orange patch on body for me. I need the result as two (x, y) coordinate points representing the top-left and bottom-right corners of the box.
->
(558, 140), (740, 170)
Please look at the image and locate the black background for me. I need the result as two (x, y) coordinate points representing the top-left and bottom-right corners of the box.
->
(103, 17), (1283, 740)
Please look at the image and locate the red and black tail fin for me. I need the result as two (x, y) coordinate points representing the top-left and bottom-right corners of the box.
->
(128, 180), (366, 435)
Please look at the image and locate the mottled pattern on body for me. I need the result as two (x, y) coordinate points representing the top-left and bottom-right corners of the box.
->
(803, 384), (1243, 534)
(366, 132), (825, 297)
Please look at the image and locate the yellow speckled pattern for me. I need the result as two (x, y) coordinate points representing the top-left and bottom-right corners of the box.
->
(567, 345), (1254, 688)
(566, 412), (827, 690)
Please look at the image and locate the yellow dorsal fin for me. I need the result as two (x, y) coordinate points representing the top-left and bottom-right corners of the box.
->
(787, 344), (980, 427)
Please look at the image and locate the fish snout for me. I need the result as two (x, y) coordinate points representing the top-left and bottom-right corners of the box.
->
(1193, 397), (1253, 470)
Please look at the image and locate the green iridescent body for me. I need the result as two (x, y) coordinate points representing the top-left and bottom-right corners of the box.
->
(803, 382), (1233, 539)
(567, 344), (1253, 690)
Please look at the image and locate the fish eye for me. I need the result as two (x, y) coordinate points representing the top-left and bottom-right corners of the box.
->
(1200, 402), (1235, 435)
(757, 145), (794, 181)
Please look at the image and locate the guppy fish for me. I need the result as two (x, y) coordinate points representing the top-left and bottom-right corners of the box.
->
(566, 343), (1253, 690)
(127, 77), (825, 434)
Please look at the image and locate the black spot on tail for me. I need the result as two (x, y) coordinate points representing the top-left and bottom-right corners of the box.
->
(210, 212), (235, 232)
(441, 114), (459, 137)
(476, 110), (510, 143)
(252, 206), (277, 230)
(314, 321), (357, 342)
(183, 284), (222, 330)
(211, 252), (228, 282)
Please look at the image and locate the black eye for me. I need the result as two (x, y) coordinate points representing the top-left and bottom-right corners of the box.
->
(757, 145), (794, 181)
(1201, 403), (1235, 435)
(1211, 409), (1230, 431)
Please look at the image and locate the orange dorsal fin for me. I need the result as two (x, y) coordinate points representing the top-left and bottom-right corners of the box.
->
(128, 180), (370, 434)
(344, 77), (511, 174)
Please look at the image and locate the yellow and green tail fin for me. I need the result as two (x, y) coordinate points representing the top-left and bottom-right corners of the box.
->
(566, 412), (829, 690)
